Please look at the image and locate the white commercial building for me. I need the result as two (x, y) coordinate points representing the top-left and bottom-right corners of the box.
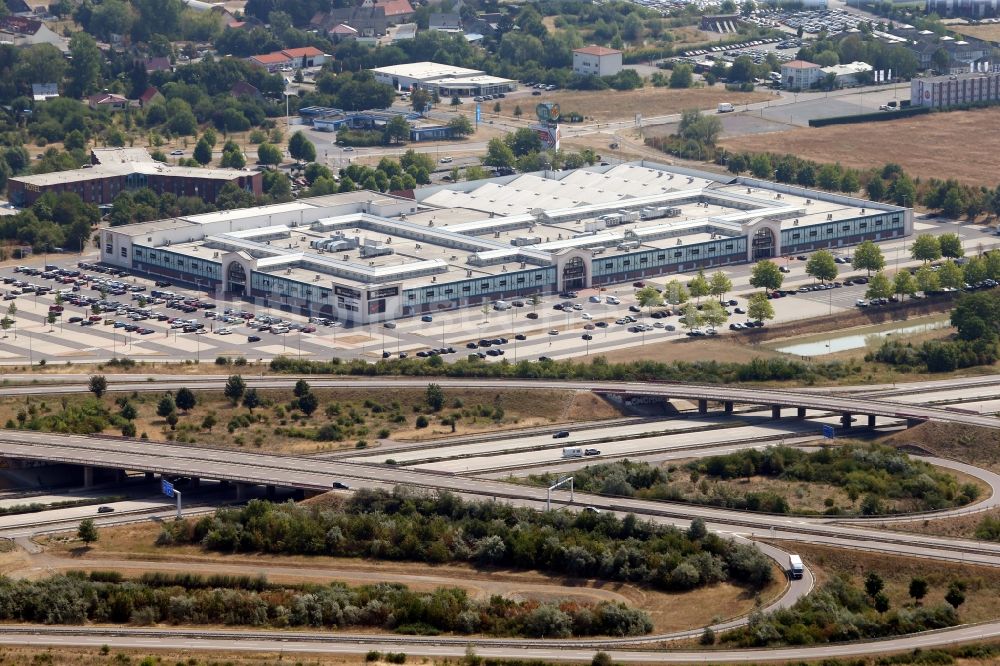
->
(912, 70), (1000, 108)
(572, 45), (623, 77)
(781, 60), (823, 89)
(369, 61), (517, 96)
(822, 61), (873, 86)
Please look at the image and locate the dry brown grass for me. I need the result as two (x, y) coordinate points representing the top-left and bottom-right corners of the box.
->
(791, 542), (1000, 624)
(950, 23), (1000, 42)
(720, 107), (1000, 188)
(5, 387), (623, 454)
(876, 507), (1000, 540)
(571, 336), (782, 365)
(496, 87), (772, 123)
(882, 422), (1000, 474)
(43, 520), (784, 635)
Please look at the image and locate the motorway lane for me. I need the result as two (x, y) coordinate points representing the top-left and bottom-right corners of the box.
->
(6, 429), (1000, 567)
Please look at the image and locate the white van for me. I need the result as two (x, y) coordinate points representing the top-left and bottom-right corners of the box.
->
(606, 296), (620, 305)
(717, 102), (735, 113)
(562, 447), (584, 458)
(493, 300), (511, 311)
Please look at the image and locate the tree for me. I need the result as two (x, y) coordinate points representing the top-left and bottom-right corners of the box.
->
(256, 143), (282, 167)
(916, 265), (940, 294)
(67, 32), (102, 98)
(635, 285), (663, 316)
(297, 392), (319, 416)
(893, 269), (917, 299)
(193, 137), (212, 166)
(156, 394), (176, 418)
(709, 271), (732, 302)
(747, 292), (774, 323)
(952, 290), (1000, 341)
(678, 110), (722, 146)
(592, 652), (613, 666)
(865, 271), (893, 300)
(964, 256), (988, 284)
(663, 280), (689, 307)
(911, 234), (941, 263)
(294, 379), (311, 398)
(287, 132), (317, 162)
(669, 64), (693, 88)
(806, 250), (838, 283)
(864, 572), (885, 600)
(78, 518), (99, 546)
(411, 88), (431, 113)
(504, 127), (542, 157)
(749, 260), (783, 292)
(939, 232), (964, 259)
(852, 240), (884, 276)
(385, 115), (411, 144)
(224, 375), (246, 404)
(679, 302), (701, 330)
(938, 260), (965, 289)
(688, 270), (710, 303)
(513, 105), (522, 118)
(945, 582), (966, 610)
(426, 383), (445, 411)
(242, 388), (261, 413)
(874, 592), (891, 614)
(88, 375), (108, 398)
(909, 577), (929, 604)
(483, 137), (516, 171)
(700, 300), (728, 331)
(448, 115), (474, 137)
(175, 387), (196, 413)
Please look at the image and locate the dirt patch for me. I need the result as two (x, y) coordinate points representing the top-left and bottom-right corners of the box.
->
(42, 521), (783, 635)
(496, 87), (772, 123)
(720, 107), (1000, 188)
(882, 422), (1000, 474)
(787, 542), (1000, 624)
(573, 336), (782, 365)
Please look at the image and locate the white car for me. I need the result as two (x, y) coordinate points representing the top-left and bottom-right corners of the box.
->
(216, 327), (233, 335)
(581, 312), (593, 320)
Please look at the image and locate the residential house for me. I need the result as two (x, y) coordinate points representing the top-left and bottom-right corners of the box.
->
(370, 0), (414, 22)
(891, 28), (993, 73)
(329, 23), (359, 41)
(30, 82), (58, 101)
(87, 93), (129, 111)
(230, 81), (263, 100)
(136, 86), (164, 108)
(0, 16), (67, 51)
(428, 12), (462, 32)
(143, 56), (172, 74)
(311, 7), (388, 38)
(4, 0), (31, 16)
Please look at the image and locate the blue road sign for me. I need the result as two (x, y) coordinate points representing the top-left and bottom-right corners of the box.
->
(822, 424), (835, 439)
(475, 104), (481, 123)
(161, 479), (174, 498)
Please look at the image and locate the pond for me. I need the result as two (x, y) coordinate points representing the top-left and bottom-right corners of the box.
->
(771, 318), (952, 357)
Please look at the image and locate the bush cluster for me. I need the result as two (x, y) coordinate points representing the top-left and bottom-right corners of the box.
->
(724, 577), (958, 647)
(161, 488), (773, 593)
(0, 570), (647, 637)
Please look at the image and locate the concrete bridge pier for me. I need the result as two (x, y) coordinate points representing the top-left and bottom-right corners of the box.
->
(144, 471), (155, 481)
(235, 483), (250, 501)
(796, 407), (807, 419)
(191, 477), (200, 488)
(724, 401), (733, 414)
(83, 466), (94, 488)
(868, 414), (877, 429)
(841, 413), (853, 429)
(698, 399), (708, 414)
(771, 405), (782, 420)
(266, 485), (276, 498)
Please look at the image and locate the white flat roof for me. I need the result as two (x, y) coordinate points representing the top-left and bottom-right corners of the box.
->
(370, 61), (483, 81)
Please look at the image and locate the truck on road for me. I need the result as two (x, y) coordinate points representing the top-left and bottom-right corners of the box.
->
(788, 554), (804, 580)
(562, 447), (584, 458)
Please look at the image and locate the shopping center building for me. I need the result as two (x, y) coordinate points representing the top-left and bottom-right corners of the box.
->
(99, 162), (912, 323)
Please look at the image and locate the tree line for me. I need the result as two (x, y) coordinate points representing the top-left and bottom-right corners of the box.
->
(161, 488), (774, 593)
(0, 569), (650, 637)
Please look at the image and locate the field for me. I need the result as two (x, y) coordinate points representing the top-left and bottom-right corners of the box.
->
(719, 107), (1000, 188)
(41, 520), (785, 635)
(883, 421), (1000, 474)
(2, 387), (623, 454)
(877, 507), (1000, 540)
(496, 86), (772, 123)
